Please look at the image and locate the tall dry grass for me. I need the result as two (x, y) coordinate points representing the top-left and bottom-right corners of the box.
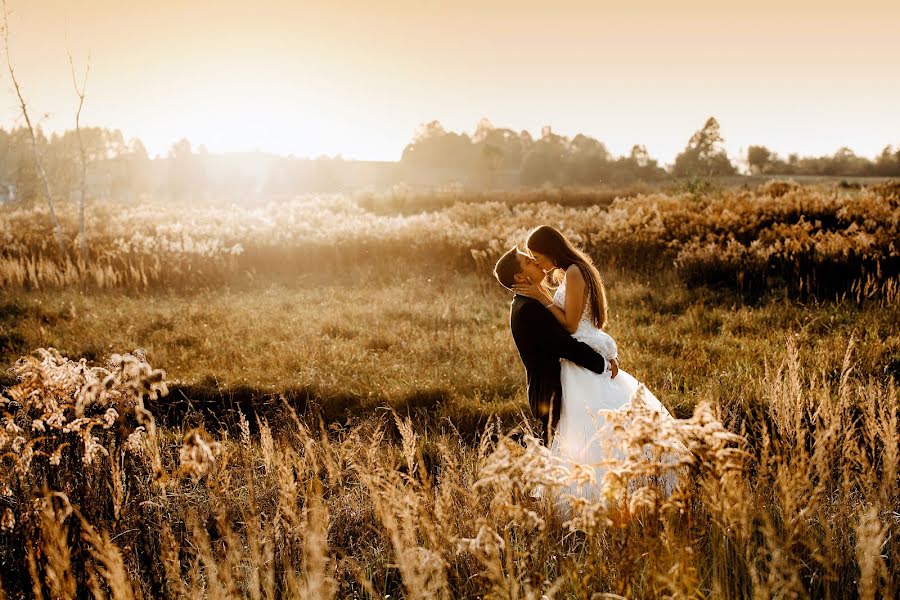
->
(1, 344), (896, 598)
(1, 182), (898, 302)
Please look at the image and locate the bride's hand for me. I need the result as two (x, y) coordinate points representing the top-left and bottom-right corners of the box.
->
(512, 282), (550, 304)
(609, 358), (619, 379)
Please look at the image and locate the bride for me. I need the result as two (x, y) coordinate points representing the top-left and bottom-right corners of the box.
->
(512, 225), (674, 501)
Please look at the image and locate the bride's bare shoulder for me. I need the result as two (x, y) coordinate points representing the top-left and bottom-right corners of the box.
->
(564, 264), (585, 284)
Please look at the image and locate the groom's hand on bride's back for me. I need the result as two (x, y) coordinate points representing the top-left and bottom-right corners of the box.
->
(518, 301), (606, 375)
(609, 358), (619, 379)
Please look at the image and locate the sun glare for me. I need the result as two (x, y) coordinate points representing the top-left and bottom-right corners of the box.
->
(1, 0), (897, 163)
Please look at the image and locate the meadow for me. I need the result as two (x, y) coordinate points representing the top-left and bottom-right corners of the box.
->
(0, 180), (898, 598)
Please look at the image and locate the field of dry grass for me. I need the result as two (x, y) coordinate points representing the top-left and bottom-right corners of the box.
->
(1, 182), (898, 598)
(2, 180), (898, 300)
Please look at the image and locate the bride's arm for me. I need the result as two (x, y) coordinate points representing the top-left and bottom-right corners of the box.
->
(516, 301), (606, 375)
(544, 265), (586, 334)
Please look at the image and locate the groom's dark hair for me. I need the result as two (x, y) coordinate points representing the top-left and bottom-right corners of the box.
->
(493, 246), (523, 290)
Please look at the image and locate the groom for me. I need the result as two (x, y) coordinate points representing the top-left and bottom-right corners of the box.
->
(494, 247), (608, 446)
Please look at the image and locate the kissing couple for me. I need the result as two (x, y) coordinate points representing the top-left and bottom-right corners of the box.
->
(493, 225), (673, 501)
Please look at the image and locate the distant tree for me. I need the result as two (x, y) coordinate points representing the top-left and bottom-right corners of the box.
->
(829, 147), (872, 177)
(520, 126), (570, 185)
(747, 145), (773, 174)
(613, 145), (668, 182)
(472, 118), (495, 144)
(167, 138), (206, 201)
(401, 120), (476, 169)
(518, 130), (534, 147)
(538, 126), (569, 154)
(107, 138), (151, 202)
(520, 150), (559, 186)
(130, 138), (148, 161)
(567, 134), (609, 185)
(480, 143), (504, 186)
(672, 117), (737, 177)
(472, 119), (528, 169)
(10, 127), (42, 203)
(630, 144), (650, 168)
(570, 133), (609, 160)
(875, 145), (900, 176)
(0, 128), (11, 199)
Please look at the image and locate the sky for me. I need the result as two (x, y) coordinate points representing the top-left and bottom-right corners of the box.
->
(2, 0), (898, 164)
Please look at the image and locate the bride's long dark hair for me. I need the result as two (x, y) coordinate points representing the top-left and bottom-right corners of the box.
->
(526, 225), (608, 329)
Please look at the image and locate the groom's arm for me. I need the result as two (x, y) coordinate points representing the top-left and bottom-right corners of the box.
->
(518, 302), (606, 374)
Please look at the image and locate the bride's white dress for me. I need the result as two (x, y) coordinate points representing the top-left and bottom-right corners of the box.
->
(549, 280), (674, 501)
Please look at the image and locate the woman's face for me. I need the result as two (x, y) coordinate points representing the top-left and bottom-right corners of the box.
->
(528, 249), (555, 273)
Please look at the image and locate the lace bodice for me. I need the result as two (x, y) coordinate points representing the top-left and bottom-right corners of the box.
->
(552, 280), (592, 321)
(552, 280), (618, 361)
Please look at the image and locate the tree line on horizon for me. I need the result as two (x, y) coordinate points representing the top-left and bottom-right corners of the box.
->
(0, 116), (898, 206)
(402, 116), (900, 185)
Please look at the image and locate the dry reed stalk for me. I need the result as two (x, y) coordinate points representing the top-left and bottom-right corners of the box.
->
(160, 522), (188, 599)
(297, 478), (338, 599)
(77, 509), (136, 600)
(0, 335), (896, 597)
(2, 183), (897, 299)
(394, 411), (419, 477)
(178, 428), (222, 480)
(26, 543), (44, 600)
(257, 415), (275, 475)
(239, 499), (276, 600)
(360, 459), (451, 599)
(34, 492), (77, 600)
(854, 505), (891, 600)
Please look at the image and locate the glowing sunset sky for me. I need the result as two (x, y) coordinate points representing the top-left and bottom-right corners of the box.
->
(3, 0), (898, 164)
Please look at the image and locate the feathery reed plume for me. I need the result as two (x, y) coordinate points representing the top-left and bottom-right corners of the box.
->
(855, 506), (891, 600)
(77, 508), (136, 600)
(1, 183), (897, 300)
(0, 333), (896, 596)
(33, 492), (76, 600)
(178, 428), (222, 479)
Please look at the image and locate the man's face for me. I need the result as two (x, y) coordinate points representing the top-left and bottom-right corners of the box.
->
(515, 252), (545, 285)
(529, 250), (555, 273)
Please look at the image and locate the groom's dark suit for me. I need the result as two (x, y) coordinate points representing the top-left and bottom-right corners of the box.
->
(510, 295), (607, 446)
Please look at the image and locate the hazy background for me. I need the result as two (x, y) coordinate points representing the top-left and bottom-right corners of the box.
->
(2, 4), (899, 598)
(4, 0), (899, 163)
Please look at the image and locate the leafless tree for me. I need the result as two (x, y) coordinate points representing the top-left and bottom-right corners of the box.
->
(1, 0), (64, 253)
(68, 48), (90, 260)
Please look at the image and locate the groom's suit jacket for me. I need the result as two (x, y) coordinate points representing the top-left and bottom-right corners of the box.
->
(509, 295), (607, 446)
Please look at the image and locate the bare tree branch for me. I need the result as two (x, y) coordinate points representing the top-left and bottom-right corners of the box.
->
(1, 0), (64, 253)
(68, 46), (90, 261)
